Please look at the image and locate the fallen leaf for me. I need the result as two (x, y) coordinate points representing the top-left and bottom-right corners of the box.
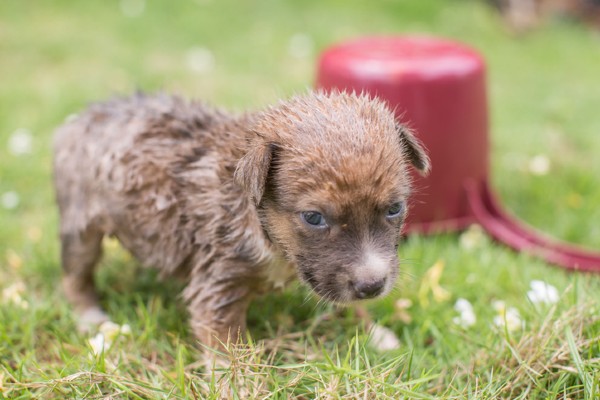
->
(418, 260), (450, 307)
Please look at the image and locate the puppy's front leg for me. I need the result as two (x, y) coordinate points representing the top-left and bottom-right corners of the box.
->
(185, 278), (253, 352)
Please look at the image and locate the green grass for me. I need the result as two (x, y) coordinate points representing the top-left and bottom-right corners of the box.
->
(1, 0), (600, 398)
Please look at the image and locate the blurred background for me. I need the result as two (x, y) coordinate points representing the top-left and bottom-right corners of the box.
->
(1, 0), (599, 285)
(1, 1), (600, 396)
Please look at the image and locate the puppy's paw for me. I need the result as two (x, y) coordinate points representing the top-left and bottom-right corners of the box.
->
(368, 323), (401, 352)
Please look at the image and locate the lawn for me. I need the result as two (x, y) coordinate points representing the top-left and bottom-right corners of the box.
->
(1, 0), (599, 398)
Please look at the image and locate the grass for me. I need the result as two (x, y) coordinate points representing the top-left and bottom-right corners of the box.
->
(1, 0), (599, 398)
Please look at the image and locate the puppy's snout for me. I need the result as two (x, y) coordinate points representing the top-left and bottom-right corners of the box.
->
(352, 278), (386, 299)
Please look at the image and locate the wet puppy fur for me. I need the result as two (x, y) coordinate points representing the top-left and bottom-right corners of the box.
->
(53, 91), (429, 349)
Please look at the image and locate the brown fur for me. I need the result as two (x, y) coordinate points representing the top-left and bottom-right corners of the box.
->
(53, 91), (429, 349)
(491, 0), (600, 32)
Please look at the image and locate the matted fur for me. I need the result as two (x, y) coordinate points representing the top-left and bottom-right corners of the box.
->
(53, 91), (429, 348)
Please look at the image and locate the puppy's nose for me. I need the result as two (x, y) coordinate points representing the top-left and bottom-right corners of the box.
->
(352, 279), (385, 299)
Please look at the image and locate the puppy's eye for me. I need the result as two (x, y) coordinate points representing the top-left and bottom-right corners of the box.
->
(386, 202), (406, 219)
(301, 211), (327, 227)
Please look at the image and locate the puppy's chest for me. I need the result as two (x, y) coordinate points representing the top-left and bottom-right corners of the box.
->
(261, 251), (297, 291)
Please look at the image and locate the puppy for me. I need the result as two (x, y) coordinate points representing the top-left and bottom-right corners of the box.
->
(491, 0), (600, 32)
(53, 91), (429, 349)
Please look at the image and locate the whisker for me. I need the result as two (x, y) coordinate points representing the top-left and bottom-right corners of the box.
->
(398, 257), (421, 267)
(301, 289), (315, 307)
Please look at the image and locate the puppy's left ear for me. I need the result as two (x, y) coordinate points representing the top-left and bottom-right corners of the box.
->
(234, 142), (279, 205)
(397, 124), (430, 176)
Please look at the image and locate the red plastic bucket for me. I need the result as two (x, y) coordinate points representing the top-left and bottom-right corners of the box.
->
(316, 36), (600, 272)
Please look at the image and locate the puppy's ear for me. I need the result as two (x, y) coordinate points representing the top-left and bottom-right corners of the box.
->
(397, 124), (430, 176)
(234, 142), (278, 205)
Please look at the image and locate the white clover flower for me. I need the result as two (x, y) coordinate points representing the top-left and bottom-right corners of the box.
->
(88, 333), (107, 355)
(8, 128), (33, 155)
(99, 320), (132, 341)
(1, 191), (20, 210)
(527, 280), (559, 305)
(368, 323), (401, 352)
(459, 224), (486, 251)
(288, 33), (313, 59)
(2, 282), (29, 309)
(120, 324), (132, 335)
(120, 0), (145, 18)
(528, 154), (550, 176)
(492, 300), (523, 332)
(491, 300), (506, 313)
(452, 298), (476, 328)
(185, 47), (215, 74)
(88, 321), (132, 356)
(99, 321), (121, 340)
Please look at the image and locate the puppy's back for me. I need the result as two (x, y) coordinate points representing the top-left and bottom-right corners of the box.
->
(53, 94), (240, 274)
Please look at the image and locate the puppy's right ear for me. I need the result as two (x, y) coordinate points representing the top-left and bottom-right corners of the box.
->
(234, 142), (278, 205)
(397, 124), (431, 176)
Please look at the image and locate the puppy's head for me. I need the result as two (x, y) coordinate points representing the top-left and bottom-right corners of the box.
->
(235, 91), (429, 303)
